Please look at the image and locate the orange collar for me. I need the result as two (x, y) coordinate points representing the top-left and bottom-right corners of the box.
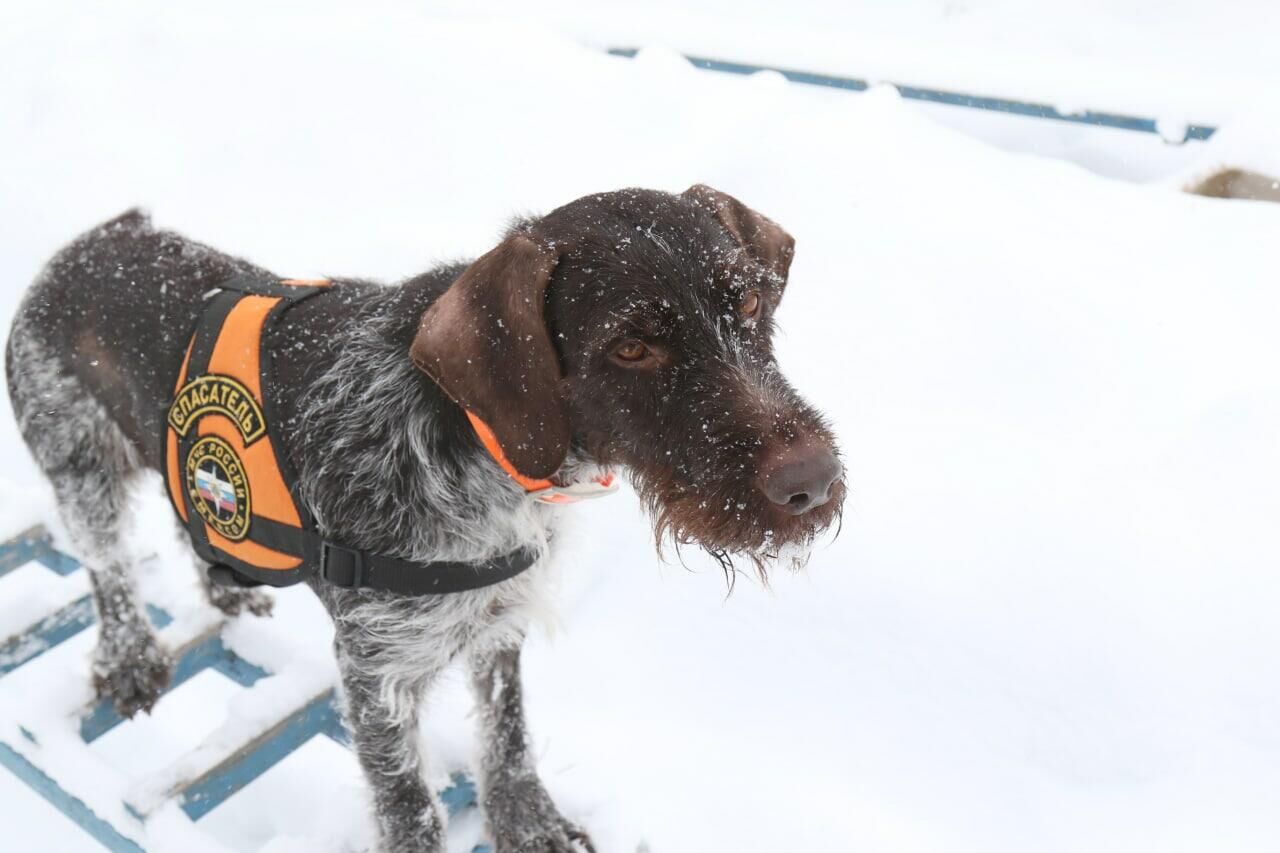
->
(465, 412), (618, 504)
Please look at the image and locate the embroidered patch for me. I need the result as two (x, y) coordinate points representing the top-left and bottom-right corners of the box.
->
(168, 375), (267, 444)
(185, 436), (251, 540)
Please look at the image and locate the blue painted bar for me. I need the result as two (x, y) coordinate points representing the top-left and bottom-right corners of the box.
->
(310, 702), (489, 849)
(81, 634), (270, 742)
(173, 634), (268, 690)
(0, 536), (41, 579)
(178, 693), (481, 818)
(606, 47), (1217, 142)
(442, 773), (496, 853)
(0, 740), (145, 853)
(209, 646), (270, 688)
(79, 607), (184, 741)
(0, 595), (94, 676)
(32, 540), (81, 577)
(81, 636), (200, 742)
(144, 604), (173, 630)
(312, 696), (483, 816)
(317, 694), (350, 745)
(78, 702), (125, 745)
(0, 530), (492, 849)
(0, 527), (80, 579)
(440, 771), (479, 814)
(179, 692), (342, 820)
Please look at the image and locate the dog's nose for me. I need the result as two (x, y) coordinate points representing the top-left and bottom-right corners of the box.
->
(757, 444), (842, 515)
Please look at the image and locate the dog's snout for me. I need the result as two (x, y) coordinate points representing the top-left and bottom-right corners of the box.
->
(757, 444), (842, 515)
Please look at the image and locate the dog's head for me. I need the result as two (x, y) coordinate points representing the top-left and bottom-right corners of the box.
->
(411, 186), (843, 573)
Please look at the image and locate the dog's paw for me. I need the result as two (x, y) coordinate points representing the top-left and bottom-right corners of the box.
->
(484, 776), (595, 853)
(206, 584), (275, 618)
(92, 633), (173, 717)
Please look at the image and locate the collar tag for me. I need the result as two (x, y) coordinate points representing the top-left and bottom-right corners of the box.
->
(463, 411), (619, 504)
(530, 472), (619, 505)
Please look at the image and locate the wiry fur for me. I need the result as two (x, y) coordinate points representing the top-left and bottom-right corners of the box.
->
(296, 290), (557, 564)
(6, 187), (842, 853)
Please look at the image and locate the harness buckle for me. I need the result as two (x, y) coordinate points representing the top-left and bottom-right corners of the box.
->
(206, 563), (263, 588)
(319, 541), (366, 589)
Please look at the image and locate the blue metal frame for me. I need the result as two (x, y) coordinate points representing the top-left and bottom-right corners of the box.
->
(606, 47), (1217, 142)
(179, 691), (342, 820)
(0, 529), (492, 852)
(0, 527), (82, 580)
(79, 633), (269, 743)
(0, 595), (94, 676)
(0, 741), (146, 853)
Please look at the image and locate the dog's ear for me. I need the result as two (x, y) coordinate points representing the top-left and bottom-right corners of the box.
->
(682, 184), (796, 284)
(409, 234), (569, 481)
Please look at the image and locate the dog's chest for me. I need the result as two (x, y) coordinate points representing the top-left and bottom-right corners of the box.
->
(325, 551), (559, 679)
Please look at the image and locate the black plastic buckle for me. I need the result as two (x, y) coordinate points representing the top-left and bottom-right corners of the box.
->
(206, 563), (262, 589)
(319, 541), (365, 589)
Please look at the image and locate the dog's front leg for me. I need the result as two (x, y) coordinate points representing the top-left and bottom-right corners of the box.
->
(335, 635), (445, 853)
(470, 643), (594, 853)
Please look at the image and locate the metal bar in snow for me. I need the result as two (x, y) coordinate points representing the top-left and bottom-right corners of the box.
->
(0, 527), (44, 579)
(0, 739), (145, 853)
(175, 692), (488, 851)
(0, 600), (172, 683)
(177, 690), (343, 820)
(81, 629), (265, 743)
(0, 525), (80, 580)
(0, 529), (491, 850)
(0, 595), (94, 677)
(605, 47), (1216, 142)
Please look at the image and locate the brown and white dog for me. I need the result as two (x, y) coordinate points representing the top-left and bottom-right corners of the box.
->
(6, 186), (844, 852)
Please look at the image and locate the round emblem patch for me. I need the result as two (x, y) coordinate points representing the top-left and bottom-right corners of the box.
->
(185, 436), (251, 541)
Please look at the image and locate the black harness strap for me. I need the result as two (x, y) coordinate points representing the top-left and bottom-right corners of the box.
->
(179, 275), (540, 597)
(241, 516), (539, 595)
(179, 289), (243, 568)
(316, 541), (537, 595)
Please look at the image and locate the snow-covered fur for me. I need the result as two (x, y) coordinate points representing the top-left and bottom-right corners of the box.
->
(5, 187), (843, 853)
(5, 323), (176, 715)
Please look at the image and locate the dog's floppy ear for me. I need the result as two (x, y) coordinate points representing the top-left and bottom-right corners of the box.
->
(409, 233), (569, 481)
(682, 184), (796, 284)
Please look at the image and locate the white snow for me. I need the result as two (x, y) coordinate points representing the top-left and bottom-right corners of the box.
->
(2, 1), (1280, 851)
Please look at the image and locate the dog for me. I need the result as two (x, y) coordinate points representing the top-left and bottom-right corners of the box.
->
(6, 185), (844, 852)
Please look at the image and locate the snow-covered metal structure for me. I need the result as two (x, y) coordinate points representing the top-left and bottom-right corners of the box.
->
(0, 526), (488, 852)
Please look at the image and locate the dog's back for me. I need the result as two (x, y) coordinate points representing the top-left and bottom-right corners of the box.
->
(7, 210), (275, 466)
(3, 209), (401, 715)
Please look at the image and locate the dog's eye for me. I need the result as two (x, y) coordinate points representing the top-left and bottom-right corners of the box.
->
(612, 339), (650, 363)
(739, 290), (762, 321)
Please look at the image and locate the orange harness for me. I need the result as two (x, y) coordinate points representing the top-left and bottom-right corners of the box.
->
(164, 275), (612, 594)
(164, 277), (321, 586)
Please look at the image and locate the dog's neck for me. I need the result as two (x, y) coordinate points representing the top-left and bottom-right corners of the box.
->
(293, 276), (561, 565)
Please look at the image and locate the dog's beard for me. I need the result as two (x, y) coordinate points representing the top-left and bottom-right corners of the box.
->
(631, 469), (845, 589)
